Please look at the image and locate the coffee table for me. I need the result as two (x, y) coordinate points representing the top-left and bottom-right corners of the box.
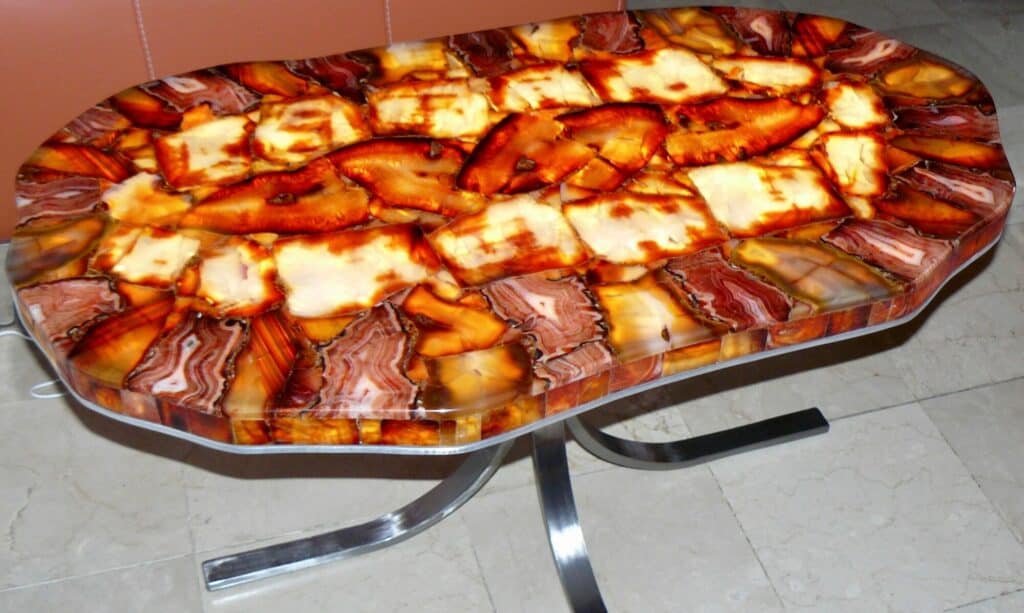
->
(5, 6), (1014, 611)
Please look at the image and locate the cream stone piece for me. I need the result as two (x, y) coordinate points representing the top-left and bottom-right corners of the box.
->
(688, 162), (844, 237)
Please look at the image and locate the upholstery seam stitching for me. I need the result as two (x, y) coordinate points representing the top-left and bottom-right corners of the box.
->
(384, 0), (394, 45)
(131, 0), (157, 80)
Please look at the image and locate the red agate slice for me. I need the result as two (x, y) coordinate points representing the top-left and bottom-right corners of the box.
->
(826, 29), (916, 74)
(711, 7), (790, 55)
(51, 105), (130, 148)
(284, 54), (371, 100)
(449, 29), (518, 77)
(127, 312), (246, 414)
(894, 105), (1000, 141)
(900, 163), (1013, 218)
(16, 177), (104, 225)
(8, 216), (106, 285)
(580, 12), (644, 54)
(69, 297), (174, 387)
(482, 274), (605, 359)
(18, 278), (123, 355)
(665, 249), (791, 331)
(823, 219), (953, 282)
(874, 186), (979, 238)
(316, 304), (417, 419)
(142, 70), (260, 113)
(400, 285), (508, 357)
(535, 341), (616, 387)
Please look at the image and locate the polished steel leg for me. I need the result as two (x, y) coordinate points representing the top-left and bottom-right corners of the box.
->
(202, 440), (513, 591)
(532, 422), (607, 613)
(566, 408), (829, 471)
(533, 410), (829, 611)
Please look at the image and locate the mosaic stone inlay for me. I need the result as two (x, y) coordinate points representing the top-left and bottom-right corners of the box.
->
(6, 7), (1014, 449)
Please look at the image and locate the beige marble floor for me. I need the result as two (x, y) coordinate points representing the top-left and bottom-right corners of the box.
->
(3, 1), (1024, 611)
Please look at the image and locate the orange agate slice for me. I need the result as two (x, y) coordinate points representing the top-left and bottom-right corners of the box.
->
(421, 343), (533, 413)
(401, 285), (508, 357)
(457, 113), (594, 195)
(180, 159), (370, 234)
(640, 8), (739, 55)
(732, 238), (900, 311)
(591, 273), (714, 362)
(665, 97), (824, 166)
(558, 103), (668, 177)
(330, 139), (485, 216)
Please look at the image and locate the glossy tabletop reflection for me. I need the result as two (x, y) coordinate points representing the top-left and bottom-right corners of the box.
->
(5, 7), (1015, 452)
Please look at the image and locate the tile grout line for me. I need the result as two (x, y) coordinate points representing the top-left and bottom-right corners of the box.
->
(832, 373), (1024, 425)
(467, 537), (500, 613)
(676, 408), (787, 607)
(706, 464), (787, 609)
(945, 587), (1024, 611)
(177, 447), (209, 612)
(916, 386), (1024, 552)
(130, 0), (157, 80)
(0, 552), (194, 596)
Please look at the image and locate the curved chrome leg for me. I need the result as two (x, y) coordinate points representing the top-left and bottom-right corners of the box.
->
(202, 439), (513, 591)
(532, 422), (607, 613)
(567, 408), (829, 471)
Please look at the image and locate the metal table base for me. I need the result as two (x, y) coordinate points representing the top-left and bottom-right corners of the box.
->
(202, 439), (513, 590)
(534, 408), (829, 612)
(201, 408), (828, 613)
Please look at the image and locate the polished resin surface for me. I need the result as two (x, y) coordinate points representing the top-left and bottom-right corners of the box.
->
(6, 7), (1014, 450)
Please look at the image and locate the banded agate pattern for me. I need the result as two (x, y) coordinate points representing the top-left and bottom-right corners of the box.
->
(6, 7), (1015, 449)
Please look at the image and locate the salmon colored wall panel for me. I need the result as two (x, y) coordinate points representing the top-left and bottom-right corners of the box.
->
(140, 0), (388, 79)
(388, 0), (620, 42)
(0, 0), (150, 240)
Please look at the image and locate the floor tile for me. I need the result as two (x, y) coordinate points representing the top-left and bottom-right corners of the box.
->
(952, 589), (1024, 612)
(712, 404), (1024, 612)
(936, 0), (1024, 19)
(201, 514), (492, 613)
(781, 0), (949, 30)
(657, 329), (916, 437)
(183, 446), (465, 553)
(0, 397), (192, 589)
(888, 224), (1024, 400)
(0, 555), (201, 613)
(463, 463), (782, 613)
(923, 378), (1024, 545)
(995, 103), (1024, 226)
